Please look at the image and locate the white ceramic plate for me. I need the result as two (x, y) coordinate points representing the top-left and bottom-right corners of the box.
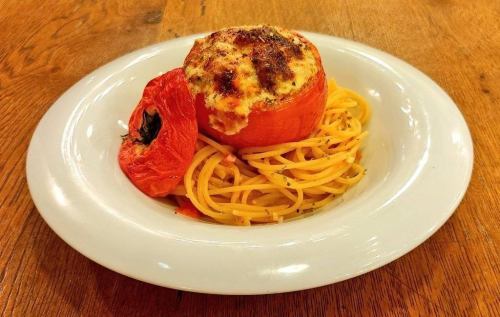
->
(26, 32), (473, 295)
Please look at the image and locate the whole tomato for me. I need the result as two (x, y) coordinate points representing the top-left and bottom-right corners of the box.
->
(119, 68), (198, 197)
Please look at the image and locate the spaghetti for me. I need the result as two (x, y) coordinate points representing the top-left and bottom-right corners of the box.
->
(171, 79), (371, 225)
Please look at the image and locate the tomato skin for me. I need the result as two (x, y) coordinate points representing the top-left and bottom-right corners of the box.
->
(195, 69), (327, 148)
(119, 68), (197, 197)
(174, 196), (202, 219)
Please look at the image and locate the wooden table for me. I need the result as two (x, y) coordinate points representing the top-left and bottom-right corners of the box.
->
(1, 1), (499, 316)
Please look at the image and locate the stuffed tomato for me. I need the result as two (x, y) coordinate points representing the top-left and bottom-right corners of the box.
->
(183, 25), (327, 148)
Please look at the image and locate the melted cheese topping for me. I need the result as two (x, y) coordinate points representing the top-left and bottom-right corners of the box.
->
(184, 25), (320, 135)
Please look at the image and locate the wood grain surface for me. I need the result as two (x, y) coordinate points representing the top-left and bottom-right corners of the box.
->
(1, 0), (499, 316)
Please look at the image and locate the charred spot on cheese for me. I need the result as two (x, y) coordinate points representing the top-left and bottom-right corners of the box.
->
(251, 45), (294, 92)
(214, 68), (238, 95)
(184, 25), (321, 135)
(234, 26), (304, 61)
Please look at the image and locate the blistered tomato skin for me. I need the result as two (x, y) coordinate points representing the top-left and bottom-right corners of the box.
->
(119, 68), (198, 197)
